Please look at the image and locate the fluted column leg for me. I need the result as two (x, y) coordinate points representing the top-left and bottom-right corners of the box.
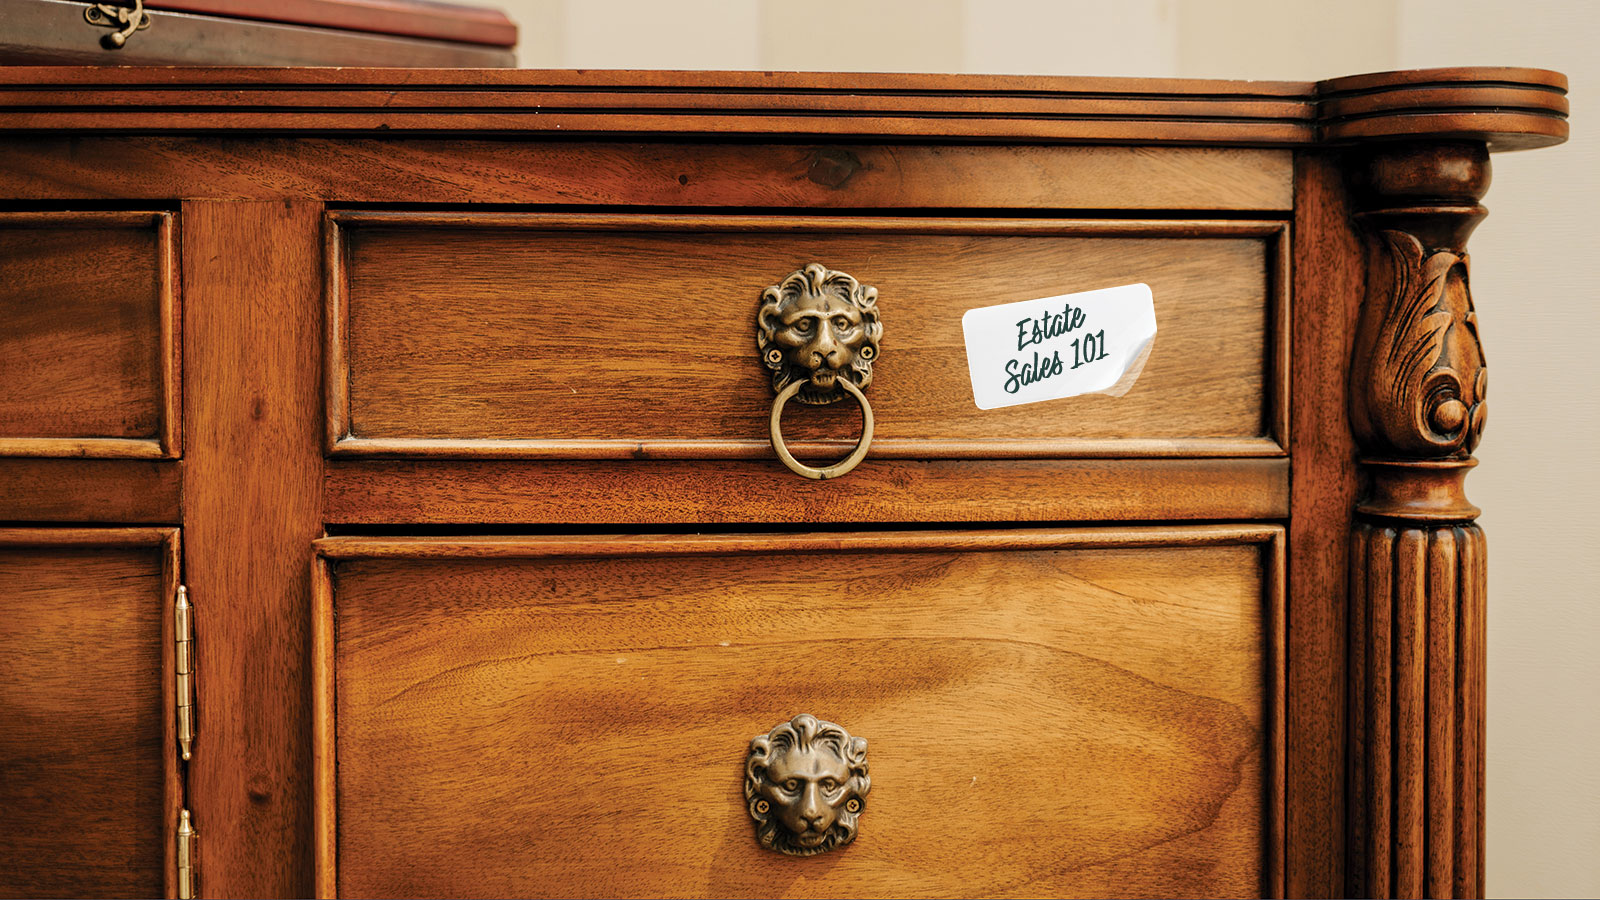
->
(1351, 516), (1485, 898)
(1345, 143), (1491, 899)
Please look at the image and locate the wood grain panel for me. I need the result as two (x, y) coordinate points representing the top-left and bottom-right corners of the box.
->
(0, 212), (178, 458)
(0, 139), (1293, 210)
(323, 457), (1290, 525)
(0, 527), (179, 899)
(1285, 152), (1361, 899)
(316, 527), (1283, 899)
(182, 201), (321, 898)
(0, 458), (181, 523)
(330, 215), (1285, 459)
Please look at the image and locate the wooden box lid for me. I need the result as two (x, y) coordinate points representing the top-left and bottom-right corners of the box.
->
(1, 0), (517, 67)
(145, 0), (516, 47)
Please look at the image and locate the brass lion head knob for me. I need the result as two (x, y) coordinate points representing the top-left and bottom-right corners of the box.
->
(757, 265), (883, 480)
(757, 264), (882, 405)
(745, 714), (870, 856)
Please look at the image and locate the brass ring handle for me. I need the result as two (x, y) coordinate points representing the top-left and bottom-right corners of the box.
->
(768, 378), (874, 481)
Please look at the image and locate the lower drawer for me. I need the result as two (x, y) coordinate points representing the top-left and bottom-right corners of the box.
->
(313, 526), (1283, 899)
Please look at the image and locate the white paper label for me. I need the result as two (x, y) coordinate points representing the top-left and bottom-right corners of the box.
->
(961, 283), (1157, 411)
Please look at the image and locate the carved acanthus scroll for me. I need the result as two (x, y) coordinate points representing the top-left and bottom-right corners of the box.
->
(1350, 231), (1486, 459)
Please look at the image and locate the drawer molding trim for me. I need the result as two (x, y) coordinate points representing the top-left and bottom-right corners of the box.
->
(321, 456), (1291, 525)
(311, 523), (1284, 559)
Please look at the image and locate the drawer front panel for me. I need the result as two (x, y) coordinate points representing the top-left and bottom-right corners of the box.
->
(0, 529), (179, 898)
(0, 213), (178, 458)
(316, 527), (1283, 898)
(328, 214), (1285, 459)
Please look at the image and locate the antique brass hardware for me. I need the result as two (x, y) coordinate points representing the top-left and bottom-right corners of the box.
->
(769, 379), (874, 480)
(745, 714), (870, 856)
(757, 264), (883, 480)
(84, 0), (152, 48)
(176, 808), (197, 899)
(175, 584), (194, 761)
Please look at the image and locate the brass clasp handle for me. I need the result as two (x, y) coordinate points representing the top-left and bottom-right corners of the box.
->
(757, 264), (883, 480)
(84, 0), (152, 48)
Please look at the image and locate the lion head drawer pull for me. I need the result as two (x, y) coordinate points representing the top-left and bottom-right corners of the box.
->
(745, 714), (870, 856)
(758, 264), (883, 480)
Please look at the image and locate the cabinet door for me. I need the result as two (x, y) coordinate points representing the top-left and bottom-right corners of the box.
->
(0, 528), (180, 898)
(314, 526), (1283, 899)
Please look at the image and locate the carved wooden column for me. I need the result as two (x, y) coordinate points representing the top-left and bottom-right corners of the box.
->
(1345, 142), (1490, 899)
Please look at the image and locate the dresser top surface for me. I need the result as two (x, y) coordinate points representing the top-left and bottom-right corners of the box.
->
(0, 64), (1568, 149)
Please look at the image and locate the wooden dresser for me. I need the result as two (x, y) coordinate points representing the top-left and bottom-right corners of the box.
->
(0, 66), (1568, 899)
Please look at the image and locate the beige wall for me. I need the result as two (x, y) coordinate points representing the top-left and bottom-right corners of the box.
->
(1393, 6), (1600, 899)
(494, 2), (1599, 895)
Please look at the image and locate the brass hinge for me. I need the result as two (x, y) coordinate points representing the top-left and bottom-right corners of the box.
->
(177, 808), (197, 899)
(174, 588), (197, 898)
(175, 585), (194, 761)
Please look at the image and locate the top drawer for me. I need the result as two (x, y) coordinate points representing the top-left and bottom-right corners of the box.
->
(326, 212), (1285, 461)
